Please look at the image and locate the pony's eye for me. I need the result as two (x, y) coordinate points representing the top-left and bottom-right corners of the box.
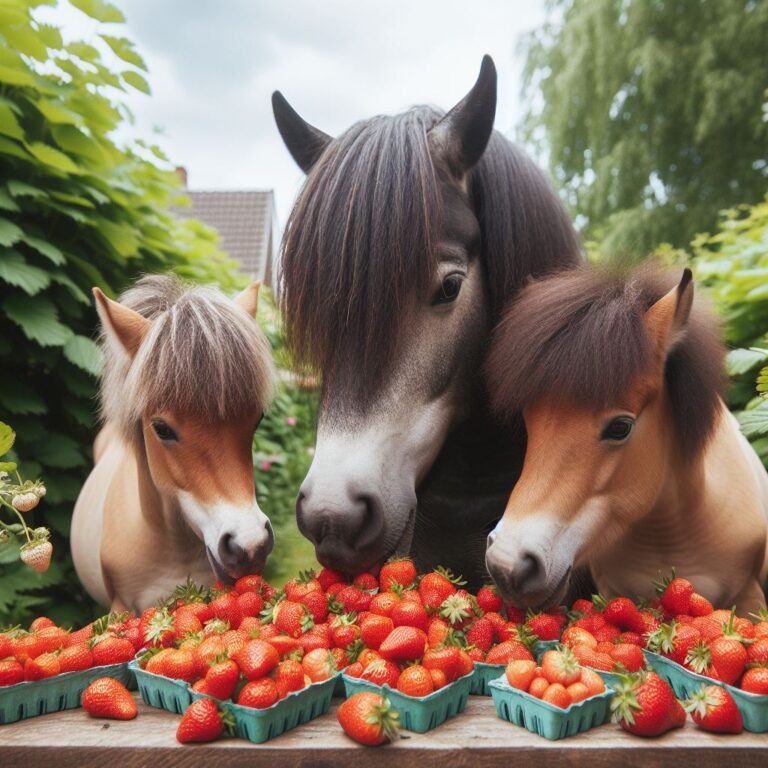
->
(432, 274), (463, 306)
(601, 416), (635, 443)
(151, 420), (178, 442)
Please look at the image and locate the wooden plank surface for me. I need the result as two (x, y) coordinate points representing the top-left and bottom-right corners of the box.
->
(0, 694), (766, 768)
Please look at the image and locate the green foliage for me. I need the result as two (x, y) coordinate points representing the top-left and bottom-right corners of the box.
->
(254, 293), (319, 587)
(521, 0), (768, 257)
(0, 0), (241, 626)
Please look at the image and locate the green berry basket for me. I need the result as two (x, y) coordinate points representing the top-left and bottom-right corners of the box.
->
(643, 649), (768, 733)
(128, 659), (193, 714)
(489, 674), (614, 740)
(470, 639), (561, 696)
(190, 673), (338, 744)
(0, 661), (133, 725)
(341, 669), (474, 732)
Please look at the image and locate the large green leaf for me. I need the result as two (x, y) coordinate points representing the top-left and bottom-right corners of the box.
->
(122, 70), (150, 95)
(25, 142), (82, 175)
(737, 404), (768, 439)
(35, 98), (80, 126)
(0, 422), (15, 456)
(0, 250), (50, 294)
(34, 432), (85, 468)
(2, 294), (73, 347)
(0, 379), (46, 415)
(63, 334), (102, 376)
(0, 217), (23, 246)
(7, 180), (46, 199)
(100, 35), (147, 71)
(22, 235), (64, 265)
(0, 189), (20, 212)
(726, 347), (768, 376)
(68, 0), (125, 23)
(0, 103), (24, 141)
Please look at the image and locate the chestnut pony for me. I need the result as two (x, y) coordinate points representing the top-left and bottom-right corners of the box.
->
(71, 275), (275, 612)
(485, 265), (768, 613)
(273, 56), (580, 587)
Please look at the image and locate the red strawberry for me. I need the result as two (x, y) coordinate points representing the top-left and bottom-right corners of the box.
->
(609, 643), (645, 673)
(379, 558), (417, 591)
(656, 572), (694, 617)
(484, 611), (507, 641)
(688, 637), (747, 685)
(571, 598), (596, 616)
(337, 692), (400, 746)
(82, 678), (137, 720)
(36, 626), (69, 653)
(238, 677), (280, 708)
(317, 567), (345, 591)
(612, 671), (686, 737)
(647, 621), (701, 666)
(24, 652), (60, 681)
(476, 585), (502, 614)
(748, 637), (768, 665)
(331, 615), (361, 648)
(360, 658), (400, 687)
(592, 623), (622, 643)
(302, 590), (329, 624)
(177, 697), (234, 742)
(173, 611), (203, 642)
(91, 635), (135, 666)
(369, 591), (401, 618)
(684, 684), (742, 734)
(422, 646), (461, 682)
(391, 599), (429, 631)
(688, 593), (714, 617)
(419, 568), (462, 610)
(234, 574), (264, 594)
(378, 627), (427, 662)
(504, 604), (526, 624)
(465, 617), (495, 652)
(741, 666), (768, 694)
(360, 615), (394, 650)
(209, 592), (243, 629)
(205, 658), (240, 700)
(274, 600), (313, 638)
(353, 572), (379, 591)
(236, 591), (263, 618)
(526, 612), (561, 641)
(0, 659), (24, 686)
(59, 643), (94, 673)
(602, 598), (645, 633)
(29, 617), (56, 632)
(334, 585), (372, 613)
(233, 639), (279, 680)
(139, 607), (175, 648)
(485, 640), (534, 665)
(274, 659), (305, 696)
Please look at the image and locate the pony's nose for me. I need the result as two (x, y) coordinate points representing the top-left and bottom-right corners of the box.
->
(296, 484), (385, 572)
(217, 521), (274, 574)
(486, 545), (545, 604)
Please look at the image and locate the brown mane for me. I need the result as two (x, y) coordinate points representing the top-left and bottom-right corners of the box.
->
(99, 274), (275, 442)
(279, 105), (580, 402)
(485, 263), (726, 459)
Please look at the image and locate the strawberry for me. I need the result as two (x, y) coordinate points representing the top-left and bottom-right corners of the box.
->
(476, 585), (502, 614)
(36, 626), (69, 653)
(91, 635), (135, 666)
(602, 598), (645, 634)
(285, 570), (323, 602)
(360, 658), (400, 687)
(160, 649), (197, 682)
(525, 611), (561, 641)
(139, 607), (175, 648)
(571, 598), (596, 616)
(540, 647), (581, 686)
(234, 574), (264, 594)
(205, 658), (240, 700)
(612, 671), (686, 737)
(334, 585), (372, 613)
(238, 677), (279, 708)
(301, 648), (336, 682)
(337, 692), (400, 746)
(485, 640), (534, 665)
(609, 643), (645, 672)
(317, 567), (345, 592)
(504, 604), (526, 624)
(29, 617), (56, 632)
(0, 659), (24, 686)
(397, 664), (434, 697)
(378, 626), (427, 662)
(741, 666), (768, 694)
(369, 591), (401, 618)
(422, 646), (461, 682)
(379, 557), (417, 591)
(418, 567), (462, 610)
(173, 611), (203, 642)
(572, 645), (614, 672)
(505, 659), (537, 690)
(20, 539), (52, 573)
(484, 611), (507, 641)
(274, 600), (313, 638)
(209, 592), (243, 629)
(59, 642), (94, 673)
(647, 621), (701, 665)
(655, 571), (694, 617)
(439, 593), (474, 628)
(274, 659), (305, 696)
(353, 572), (379, 592)
(234, 639), (279, 680)
(688, 593), (714, 616)
(391, 599), (429, 630)
(426, 617), (450, 647)
(542, 683), (572, 708)
(592, 623), (621, 643)
(561, 626), (597, 649)
(302, 590), (329, 624)
(24, 652), (60, 681)
(331, 614), (361, 648)
(82, 678), (137, 720)
(361, 615), (394, 650)
(177, 697), (234, 742)
(266, 634), (300, 657)
(236, 591), (263, 619)
(465, 617), (495, 652)
(687, 637), (747, 685)
(684, 684), (742, 734)
(10, 633), (41, 663)
(748, 637), (768, 665)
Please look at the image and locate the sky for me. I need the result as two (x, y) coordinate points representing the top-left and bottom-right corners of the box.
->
(43, 1), (549, 226)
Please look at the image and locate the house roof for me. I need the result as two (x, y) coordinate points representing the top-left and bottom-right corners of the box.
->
(179, 189), (276, 285)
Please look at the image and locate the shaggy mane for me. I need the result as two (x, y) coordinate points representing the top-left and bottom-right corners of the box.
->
(279, 105), (580, 402)
(100, 274), (275, 442)
(485, 264), (726, 460)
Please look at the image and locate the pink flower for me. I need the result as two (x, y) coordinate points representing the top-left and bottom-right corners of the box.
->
(286, 416), (297, 427)
(259, 460), (272, 471)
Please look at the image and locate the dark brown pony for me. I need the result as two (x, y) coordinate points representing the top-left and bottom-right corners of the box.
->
(484, 264), (768, 612)
(272, 56), (580, 587)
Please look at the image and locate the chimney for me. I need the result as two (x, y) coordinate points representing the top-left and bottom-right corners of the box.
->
(175, 166), (188, 188)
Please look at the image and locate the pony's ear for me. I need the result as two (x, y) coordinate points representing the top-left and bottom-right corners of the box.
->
(92, 287), (149, 358)
(644, 268), (694, 366)
(428, 54), (497, 178)
(234, 281), (261, 318)
(271, 91), (332, 173)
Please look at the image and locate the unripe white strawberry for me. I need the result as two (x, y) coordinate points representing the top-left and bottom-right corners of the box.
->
(12, 492), (39, 512)
(20, 540), (52, 573)
(34, 484), (46, 498)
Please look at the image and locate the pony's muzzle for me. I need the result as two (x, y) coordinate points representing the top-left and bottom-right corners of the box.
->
(216, 519), (274, 578)
(296, 485), (386, 573)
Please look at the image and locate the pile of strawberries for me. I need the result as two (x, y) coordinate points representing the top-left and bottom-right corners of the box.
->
(0, 612), (142, 686)
(503, 646), (606, 707)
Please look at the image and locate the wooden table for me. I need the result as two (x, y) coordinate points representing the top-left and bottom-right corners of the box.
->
(0, 694), (766, 767)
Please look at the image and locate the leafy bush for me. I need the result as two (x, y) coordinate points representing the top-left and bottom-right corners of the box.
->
(0, 0), (241, 626)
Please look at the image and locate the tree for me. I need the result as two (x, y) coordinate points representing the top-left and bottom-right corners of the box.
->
(0, 0), (240, 626)
(520, 0), (768, 257)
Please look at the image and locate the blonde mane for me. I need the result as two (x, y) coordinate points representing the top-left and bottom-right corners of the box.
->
(99, 274), (275, 442)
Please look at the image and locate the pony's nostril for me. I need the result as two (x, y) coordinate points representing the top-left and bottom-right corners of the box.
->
(218, 531), (246, 566)
(350, 495), (384, 550)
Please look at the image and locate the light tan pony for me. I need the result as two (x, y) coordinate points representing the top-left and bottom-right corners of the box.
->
(484, 264), (768, 613)
(71, 275), (275, 613)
